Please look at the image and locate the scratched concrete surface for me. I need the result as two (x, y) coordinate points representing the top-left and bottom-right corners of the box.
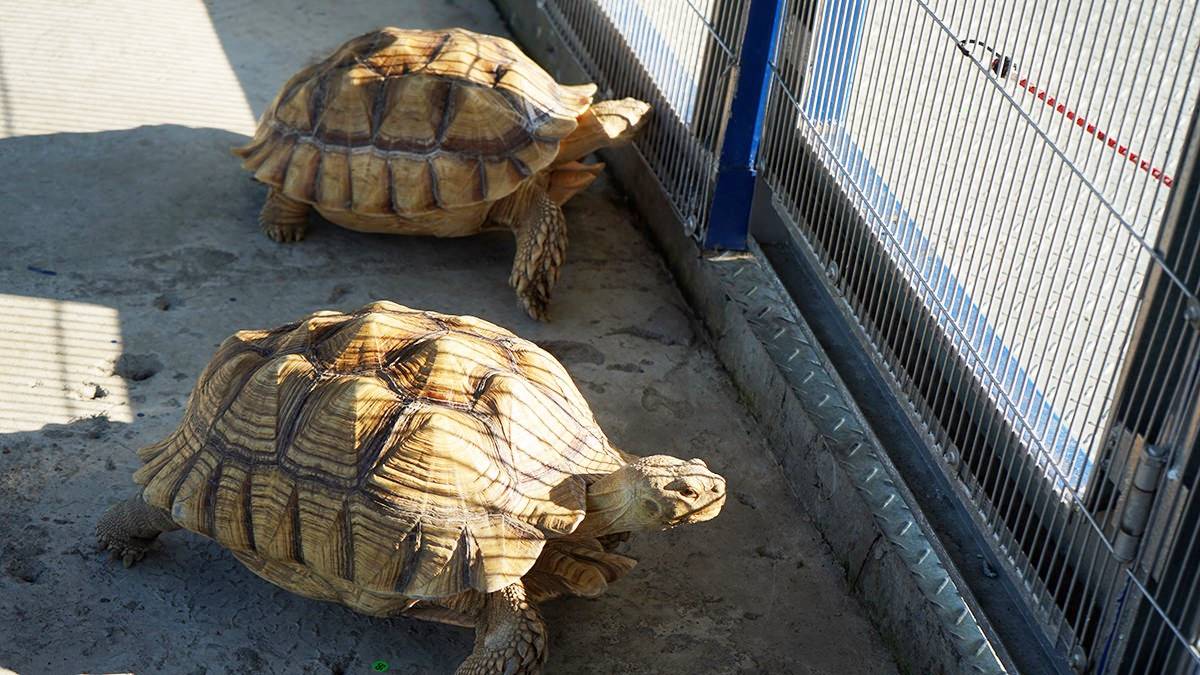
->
(0, 1), (897, 673)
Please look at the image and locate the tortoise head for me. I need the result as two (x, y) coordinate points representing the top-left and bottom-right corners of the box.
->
(577, 455), (726, 536)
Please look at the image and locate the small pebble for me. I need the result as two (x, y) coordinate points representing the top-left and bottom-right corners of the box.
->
(152, 295), (171, 311)
(104, 458), (116, 471)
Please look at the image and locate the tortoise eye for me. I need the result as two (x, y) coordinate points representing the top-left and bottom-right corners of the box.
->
(666, 479), (700, 499)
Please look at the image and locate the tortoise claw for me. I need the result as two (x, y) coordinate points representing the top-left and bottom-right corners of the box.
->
(95, 532), (153, 568)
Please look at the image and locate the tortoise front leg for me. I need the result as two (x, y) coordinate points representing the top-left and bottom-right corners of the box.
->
(259, 187), (311, 243)
(493, 182), (568, 321)
(456, 581), (547, 675)
(95, 495), (178, 567)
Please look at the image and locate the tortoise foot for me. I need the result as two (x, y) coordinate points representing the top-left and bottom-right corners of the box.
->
(515, 289), (551, 322)
(95, 532), (154, 568)
(262, 220), (308, 243)
(94, 496), (178, 568)
(259, 187), (310, 243)
(457, 582), (547, 675)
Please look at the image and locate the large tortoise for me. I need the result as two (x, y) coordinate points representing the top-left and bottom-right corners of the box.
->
(234, 28), (651, 320)
(96, 301), (726, 674)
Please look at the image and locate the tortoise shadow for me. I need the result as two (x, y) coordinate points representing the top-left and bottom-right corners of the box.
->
(0, 413), (478, 675)
(0, 124), (511, 267)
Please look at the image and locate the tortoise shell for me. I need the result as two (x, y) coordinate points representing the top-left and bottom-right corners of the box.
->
(132, 301), (625, 612)
(235, 28), (593, 220)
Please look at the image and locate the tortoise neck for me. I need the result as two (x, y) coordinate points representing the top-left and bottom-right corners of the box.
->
(575, 466), (638, 537)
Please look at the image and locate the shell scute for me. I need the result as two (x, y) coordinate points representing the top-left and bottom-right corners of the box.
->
(386, 156), (436, 213)
(429, 154), (485, 207)
(248, 467), (302, 563)
(282, 143), (322, 202)
(316, 150), (352, 210)
(253, 135), (297, 186)
(275, 78), (316, 131)
(312, 70), (376, 144)
(281, 374), (405, 485)
(365, 406), (508, 504)
(385, 334), (502, 406)
(441, 85), (529, 154)
(349, 152), (392, 215)
(375, 75), (447, 150)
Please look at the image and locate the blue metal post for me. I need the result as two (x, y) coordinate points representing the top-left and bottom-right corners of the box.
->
(703, 0), (786, 251)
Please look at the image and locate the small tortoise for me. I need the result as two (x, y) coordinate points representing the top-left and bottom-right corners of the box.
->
(234, 28), (651, 320)
(97, 301), (725, 674)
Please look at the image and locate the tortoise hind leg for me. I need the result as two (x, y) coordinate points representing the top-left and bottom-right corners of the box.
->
(95, 495), (178, 567)
(494, 182), (567, 321)
(259, 187), (311, 242)
(456, 582), (547, 675)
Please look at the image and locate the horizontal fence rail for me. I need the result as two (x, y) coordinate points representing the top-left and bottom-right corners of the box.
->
(756, 0), (1200, 672)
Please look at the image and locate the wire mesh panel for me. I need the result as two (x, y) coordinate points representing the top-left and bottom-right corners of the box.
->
(1107, 112), (1200, 673)
(537, 0), (751, 241)
(757, 0), (1200, 671)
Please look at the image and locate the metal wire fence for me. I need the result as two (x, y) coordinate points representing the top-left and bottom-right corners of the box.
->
(519, 0), (1200, 671)
(757, 0), (1200, 671)
(538, 0), (751, 243)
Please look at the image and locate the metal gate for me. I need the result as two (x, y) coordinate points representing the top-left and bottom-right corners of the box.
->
(516, 0), (1200, 671)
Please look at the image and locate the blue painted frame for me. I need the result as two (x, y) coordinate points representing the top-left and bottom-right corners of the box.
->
(704, 0), (786, 250)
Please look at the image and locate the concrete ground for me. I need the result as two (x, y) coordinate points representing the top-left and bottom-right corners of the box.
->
(0, 1), (898, 673)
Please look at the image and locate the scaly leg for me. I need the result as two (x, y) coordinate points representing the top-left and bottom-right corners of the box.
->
(455, 582), (547, 675)
(259, 187), (311, 242)
(95, 495), (178, 567)
(495, 182), (567, 321)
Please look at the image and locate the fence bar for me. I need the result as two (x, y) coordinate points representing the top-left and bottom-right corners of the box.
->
(703, 0), (784, 250)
